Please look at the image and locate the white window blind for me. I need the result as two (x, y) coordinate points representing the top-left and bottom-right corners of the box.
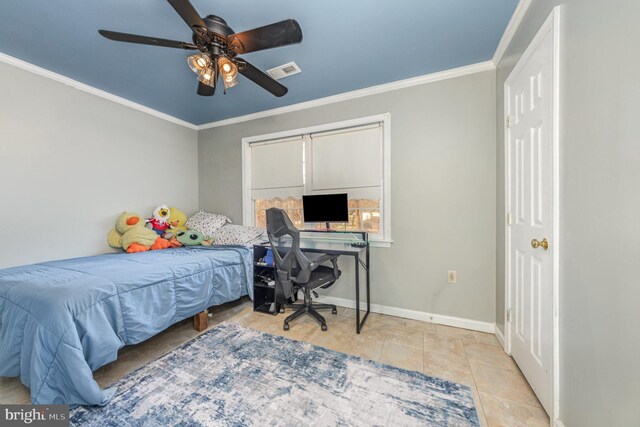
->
(250, 137), (304, 200)
(310, 124), (382, 199)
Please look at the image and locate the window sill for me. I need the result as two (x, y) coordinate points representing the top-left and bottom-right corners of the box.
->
(369, 240), (393, 248)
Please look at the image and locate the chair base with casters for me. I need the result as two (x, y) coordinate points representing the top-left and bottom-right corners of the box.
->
(283, 287), (337, 331)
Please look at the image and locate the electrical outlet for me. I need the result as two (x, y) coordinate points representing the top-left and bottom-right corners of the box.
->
(448, 270), (457, 284)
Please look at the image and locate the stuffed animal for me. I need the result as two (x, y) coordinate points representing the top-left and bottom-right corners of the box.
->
(108, 212), (172, 253)
(146, 204), (171, 236)
(167, 237), (183, 248)
(176, 229), (205, 246)
(163, 207), (188, 239)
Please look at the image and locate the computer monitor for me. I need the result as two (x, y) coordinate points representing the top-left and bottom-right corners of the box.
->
(302, 193), (349, 229)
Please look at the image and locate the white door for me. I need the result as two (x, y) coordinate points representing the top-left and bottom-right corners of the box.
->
(506, 15), (557, 415)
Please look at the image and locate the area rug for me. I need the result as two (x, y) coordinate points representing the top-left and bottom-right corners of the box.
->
(70, 323), (479, 426)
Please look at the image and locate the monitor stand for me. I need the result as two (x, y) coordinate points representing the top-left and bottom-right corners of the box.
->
(316, 222), (335, 232)
(311, 222), (334, 232)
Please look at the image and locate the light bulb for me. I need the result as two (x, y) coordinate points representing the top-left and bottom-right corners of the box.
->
(188, 53), (211, 74)
(223, 76), (238, 90)
(217, 56), (238, 90)
(198, 66), (216, 87)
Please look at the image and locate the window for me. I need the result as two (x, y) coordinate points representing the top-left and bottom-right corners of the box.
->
(243, 114), (391, 245)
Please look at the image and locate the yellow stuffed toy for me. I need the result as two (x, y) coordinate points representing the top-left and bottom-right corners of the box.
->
(165, 207), (188, 237)
(108, 212), (171, 253)
(161, 207), (188, 248)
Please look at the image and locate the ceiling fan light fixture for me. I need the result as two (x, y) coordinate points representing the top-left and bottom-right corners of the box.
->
(218, 56), (238, 89)
(198, 66), (216, 87)
(222, 76), (238, 90)
(188, 53), (211, 74)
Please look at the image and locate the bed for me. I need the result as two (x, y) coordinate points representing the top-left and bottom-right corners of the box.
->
(0, 246), (253, 406)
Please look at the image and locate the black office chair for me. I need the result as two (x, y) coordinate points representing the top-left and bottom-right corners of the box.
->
(266, 208), (341, 331)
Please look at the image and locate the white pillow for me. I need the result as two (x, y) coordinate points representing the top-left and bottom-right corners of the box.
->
(212, 224), (264, 246)
(185, 210), (232, 239)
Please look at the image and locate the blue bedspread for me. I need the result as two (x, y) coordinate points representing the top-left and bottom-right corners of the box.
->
(0, 246), (253, 405)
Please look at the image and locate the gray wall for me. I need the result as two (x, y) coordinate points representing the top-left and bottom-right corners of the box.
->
(495, 1), (640, 425)
(200, 70), (497, 323)
(0, 61), (199, 269)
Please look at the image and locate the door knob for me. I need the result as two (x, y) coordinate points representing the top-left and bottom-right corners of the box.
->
(531, 238), (549, 250)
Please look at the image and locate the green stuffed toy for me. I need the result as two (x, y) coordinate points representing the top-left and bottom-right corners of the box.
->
(176, 229), (205, 246)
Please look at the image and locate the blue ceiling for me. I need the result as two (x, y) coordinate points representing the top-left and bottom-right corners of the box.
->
(0, 1), (517, 125)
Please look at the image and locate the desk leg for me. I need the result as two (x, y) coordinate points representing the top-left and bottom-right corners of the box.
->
(355, 254), (361, 334)
(366, 244), (371, 314)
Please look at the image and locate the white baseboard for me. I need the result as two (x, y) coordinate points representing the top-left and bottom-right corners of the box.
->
(554, 420), (565, 427)
(315, 295), (495, 334)
(495, 325), (506, 350)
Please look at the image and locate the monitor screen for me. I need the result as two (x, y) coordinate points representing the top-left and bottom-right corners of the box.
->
(302, 193), (349, 223)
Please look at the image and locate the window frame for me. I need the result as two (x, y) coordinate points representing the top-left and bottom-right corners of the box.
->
(242, 113), (392, 247)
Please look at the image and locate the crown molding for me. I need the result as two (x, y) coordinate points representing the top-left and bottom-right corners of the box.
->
(0, 52), (198, 130)
(197, 61), (495, 130)
(1, 51), (497, 131)
(492, 0), (534, 65)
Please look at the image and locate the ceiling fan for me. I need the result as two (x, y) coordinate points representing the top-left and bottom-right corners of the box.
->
(98, 0), (303, 97)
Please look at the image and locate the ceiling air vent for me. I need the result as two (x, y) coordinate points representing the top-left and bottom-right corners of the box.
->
(266, 62), (302, 80)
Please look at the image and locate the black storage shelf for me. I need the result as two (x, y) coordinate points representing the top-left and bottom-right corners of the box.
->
(253, 244), (277, 314)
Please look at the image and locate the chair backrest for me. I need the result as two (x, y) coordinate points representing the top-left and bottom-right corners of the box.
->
(266, 208), (312, 286)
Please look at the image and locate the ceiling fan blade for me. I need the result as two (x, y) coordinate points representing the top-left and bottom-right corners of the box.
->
(167, 0), (207, 32)
(228, 19), (302, 54)
(197, 81), (215, 96)
(98, 30), (197, 50)
(237, 60), (288, 97)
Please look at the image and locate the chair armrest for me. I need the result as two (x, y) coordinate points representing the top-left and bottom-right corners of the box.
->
(309, 253), (339, 271)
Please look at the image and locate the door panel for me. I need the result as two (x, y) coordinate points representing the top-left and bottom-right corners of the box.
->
(506, 21), (555, 414)
(515, 249), (525, 340)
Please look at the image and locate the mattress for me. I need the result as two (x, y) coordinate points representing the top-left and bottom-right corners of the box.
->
(0, 246), (253, 405)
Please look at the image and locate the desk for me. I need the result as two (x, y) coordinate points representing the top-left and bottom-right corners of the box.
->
(264, 231), (371, 333)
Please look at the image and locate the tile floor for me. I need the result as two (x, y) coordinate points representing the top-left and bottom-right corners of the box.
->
(0, 299), (550, 426)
